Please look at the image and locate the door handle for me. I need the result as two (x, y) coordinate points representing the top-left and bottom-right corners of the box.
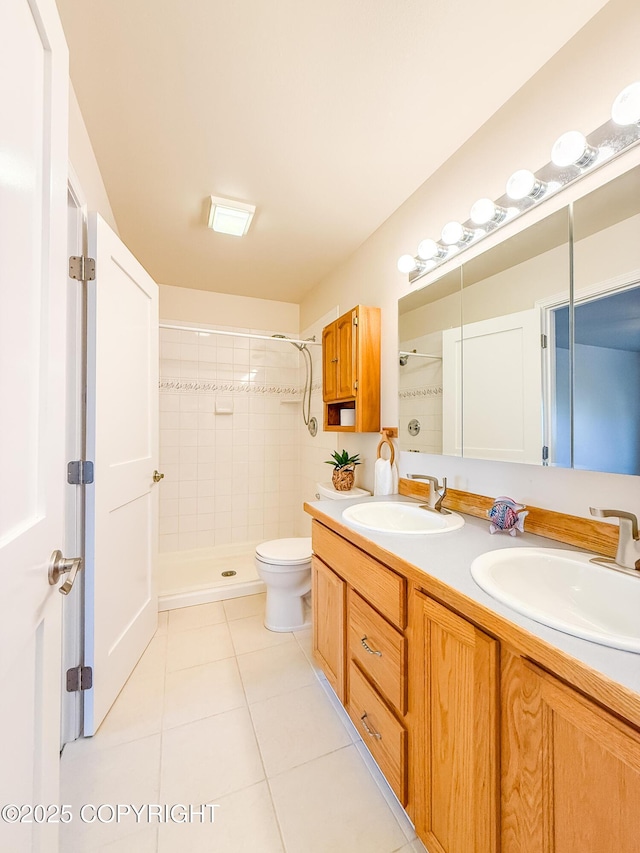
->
(153, 470), (165, 483)
(48, 550), (83, 595)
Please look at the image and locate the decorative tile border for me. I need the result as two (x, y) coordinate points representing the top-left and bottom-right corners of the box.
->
(160, 378), (301, 396)
(399, 386), (443, 399)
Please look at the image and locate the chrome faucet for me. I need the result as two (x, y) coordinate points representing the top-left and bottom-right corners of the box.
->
(589, 508), (640, 572)
(409, 474), (448, 513)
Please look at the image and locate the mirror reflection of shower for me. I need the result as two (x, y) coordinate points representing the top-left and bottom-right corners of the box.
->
(272, 334), (316, 433)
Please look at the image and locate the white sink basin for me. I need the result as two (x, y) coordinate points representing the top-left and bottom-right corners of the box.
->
(471, 548), (640, 653)
(341, 501), (464, 534)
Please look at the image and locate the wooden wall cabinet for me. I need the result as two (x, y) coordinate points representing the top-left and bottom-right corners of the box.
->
(322, 305), (380, 432)
(410, 589), (499, 853)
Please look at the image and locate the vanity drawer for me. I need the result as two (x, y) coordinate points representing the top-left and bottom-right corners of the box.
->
(347, 661), (407, 805)
(312, 521), (406, 628)
(349, 591), (406, 714)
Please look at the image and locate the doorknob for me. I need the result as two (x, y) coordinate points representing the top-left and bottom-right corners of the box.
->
(153, 470), (164, 483)
(48, 550), (83, 595)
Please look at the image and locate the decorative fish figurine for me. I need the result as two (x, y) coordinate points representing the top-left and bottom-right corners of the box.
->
(487, 496), (529, 536)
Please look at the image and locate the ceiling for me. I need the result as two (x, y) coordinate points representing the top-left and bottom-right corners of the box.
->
(57, 0), (609, 303)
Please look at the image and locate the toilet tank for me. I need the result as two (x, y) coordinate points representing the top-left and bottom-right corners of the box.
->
(316, 482), (371, 501)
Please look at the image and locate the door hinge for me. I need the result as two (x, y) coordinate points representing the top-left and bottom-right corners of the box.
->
(542, 445), (549, 462)
(353, 380), (358, 391)
(353, 316), (358, 326)
(67, 460), (94, 485)
(69, 255), (96, 281)
(66, 666), (93, 692)
(541, 333), (548, 349)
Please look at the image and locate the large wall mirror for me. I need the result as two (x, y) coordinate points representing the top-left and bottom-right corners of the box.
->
(397, 157), (640, 476)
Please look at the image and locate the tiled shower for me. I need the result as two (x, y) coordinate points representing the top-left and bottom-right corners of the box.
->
(159, 323), (303, 553)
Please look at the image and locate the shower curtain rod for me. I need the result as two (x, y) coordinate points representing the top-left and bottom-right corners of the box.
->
(159, 322), (320, 346)
(399, 350), (442, 360)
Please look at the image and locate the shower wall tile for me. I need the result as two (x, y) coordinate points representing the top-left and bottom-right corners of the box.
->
(159, 320), (304, 553)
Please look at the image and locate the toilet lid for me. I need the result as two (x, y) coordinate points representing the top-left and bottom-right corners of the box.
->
(256, 537), (312, 564)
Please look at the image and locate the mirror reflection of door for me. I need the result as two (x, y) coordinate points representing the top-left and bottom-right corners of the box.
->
(573, 285), (640, 475)
(573, 162), (640, 476)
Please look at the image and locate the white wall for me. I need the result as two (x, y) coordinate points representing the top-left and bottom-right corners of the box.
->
(299, 0), (640, 524)
(160, 284), (299, 332)
(68, 84), (118, 232)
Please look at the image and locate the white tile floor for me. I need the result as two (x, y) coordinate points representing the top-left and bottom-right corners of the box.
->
(60, 595), (427, 853)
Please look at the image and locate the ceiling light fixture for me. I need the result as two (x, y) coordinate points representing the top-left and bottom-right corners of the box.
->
(207, 196), (256, 236)
(397, 79), (640, 284)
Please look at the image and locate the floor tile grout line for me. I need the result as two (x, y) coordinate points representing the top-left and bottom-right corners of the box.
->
(228, 615), (290, 853)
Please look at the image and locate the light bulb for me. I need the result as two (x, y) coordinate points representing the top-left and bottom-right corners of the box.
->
(397, 254), (418, 274)
(551, 130), (596, 167)
(417, 238), (446, 261)
(470, 198), (507, 226)
(441, 221), (473, 245)
(611, 81), (640, 125)
(506, 169), (547, 200)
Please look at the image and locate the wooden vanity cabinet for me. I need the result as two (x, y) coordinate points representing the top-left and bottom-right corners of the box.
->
(322, 305), (380, 432)
(501, 651), (640, 853)
(311, 555), (346, 702)
(311, 521), (409, 804)
(309, 514), (640, 853)
(410, 589), (500, 853)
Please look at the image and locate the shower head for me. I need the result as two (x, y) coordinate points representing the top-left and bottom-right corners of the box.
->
(272, 333), (306, 351)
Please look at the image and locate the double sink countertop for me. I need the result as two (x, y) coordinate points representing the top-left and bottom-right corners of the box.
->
(304, 492), (640, 725)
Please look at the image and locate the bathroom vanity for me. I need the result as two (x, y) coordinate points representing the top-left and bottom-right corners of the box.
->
(305, 493), (640, 853)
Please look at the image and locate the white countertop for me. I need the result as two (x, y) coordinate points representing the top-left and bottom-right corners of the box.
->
(307, 493), (640, 700)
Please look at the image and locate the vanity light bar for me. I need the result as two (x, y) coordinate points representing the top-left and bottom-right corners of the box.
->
(398, 80), (640, 283)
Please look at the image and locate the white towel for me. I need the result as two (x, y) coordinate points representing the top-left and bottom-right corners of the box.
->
(374, 457), (398, 496)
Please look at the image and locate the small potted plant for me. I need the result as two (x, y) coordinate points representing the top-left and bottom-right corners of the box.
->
(325, 449), (361, 492)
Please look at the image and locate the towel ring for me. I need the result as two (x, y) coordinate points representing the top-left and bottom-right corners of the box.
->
(376, 436), (395, 466)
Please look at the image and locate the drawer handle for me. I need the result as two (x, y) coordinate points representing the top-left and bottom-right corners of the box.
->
(360, 712), (382, 739)
(361, 636), (382, 657)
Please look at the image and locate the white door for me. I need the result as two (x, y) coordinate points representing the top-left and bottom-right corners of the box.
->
(0, 0), (68, 850)
(462, 308), (542, 464)
(84, 213), (159, 735)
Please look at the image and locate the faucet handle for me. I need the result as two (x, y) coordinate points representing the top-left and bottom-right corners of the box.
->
(589, 508), (639, 539)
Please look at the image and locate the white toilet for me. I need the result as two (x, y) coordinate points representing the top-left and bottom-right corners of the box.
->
(255, 482), (371, 632)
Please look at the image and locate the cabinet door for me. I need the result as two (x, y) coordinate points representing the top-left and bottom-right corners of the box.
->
(312, 556), (346, 701)
(411, 591), (499, 853)
(336, 309), (356, 398)
(502, 653), (640, 853)
(322, 322), (338, 402)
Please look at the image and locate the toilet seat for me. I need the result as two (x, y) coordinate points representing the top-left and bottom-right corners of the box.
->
(255, 537), (312, 566)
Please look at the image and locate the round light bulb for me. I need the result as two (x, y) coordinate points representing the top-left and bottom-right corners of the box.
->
(397, 254), (418, 274)
(551, 130), (595, 167)
(417, 238), (441, 260)
(470, 198), (506, 226)
(441, 221), (465, 245)
(611, 81), (640, 125)
(506, 169), (546, 200)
